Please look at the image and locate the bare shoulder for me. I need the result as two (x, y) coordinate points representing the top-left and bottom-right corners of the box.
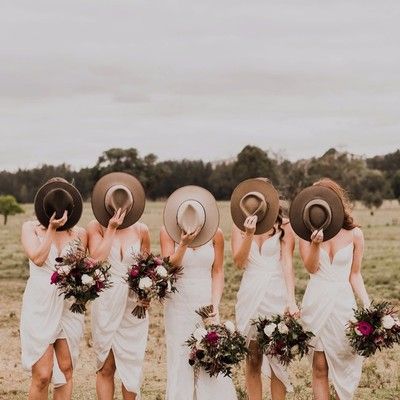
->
(73, 225), (87, 238)
(138, 222), (149, 233)
(86, 219), (103, 235)
(352, 227), (364, 242)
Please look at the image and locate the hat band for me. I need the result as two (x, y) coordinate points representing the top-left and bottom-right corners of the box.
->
(239, 191), (268, 221)
(303, 199), (332, 232)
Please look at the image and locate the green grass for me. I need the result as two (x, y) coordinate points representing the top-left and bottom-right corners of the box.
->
(0, 201), (399, 399)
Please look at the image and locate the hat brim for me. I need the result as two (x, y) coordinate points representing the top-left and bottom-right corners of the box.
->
(34, 181), (83, 231)
(230, 178), (280, 235)
(289, 186), (344, 242)
(91, 172), (146, 229)
(163, 186), (219, 248)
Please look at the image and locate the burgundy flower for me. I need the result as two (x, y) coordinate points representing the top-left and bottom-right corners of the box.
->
(357, 321), (374, 336)
(205, 331), (220, 345)
(373, 335), (385, 346)
(55, 257), (64, 263)
(50, 271), (59, 284)
(96, 281), (105, 291)
(130, 268), (139, 278)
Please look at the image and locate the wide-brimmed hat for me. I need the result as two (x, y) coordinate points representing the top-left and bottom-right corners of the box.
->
(163, 185), (219, 248)
(230, 178), (280, 235)
(91, 172), (146, 229)
(34, 178), (83, 231)
(289, 185), (344, 241)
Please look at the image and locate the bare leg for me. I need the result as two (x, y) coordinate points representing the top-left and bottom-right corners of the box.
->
(312, 351), (330, 400)
(96, 350), (116, 400)
(53, 339), (73, 400)
(270, 369), (286, 400)
(122, 384), (136, 400)
(29, 345), (54, 400)
(245, 341), (263, 400)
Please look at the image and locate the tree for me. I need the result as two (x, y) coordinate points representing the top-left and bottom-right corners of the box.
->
(360, 170), (387, 215)
(0, 195), (24, 225)
(391, 170), (400, 201)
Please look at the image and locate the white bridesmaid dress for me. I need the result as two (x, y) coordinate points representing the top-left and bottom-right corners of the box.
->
(20, 239), (84, 387)
(91, 239), (149, 395)
(301, 232), (363, 399)
(235, 232), (293, 391)
(164, 241), (238, 400)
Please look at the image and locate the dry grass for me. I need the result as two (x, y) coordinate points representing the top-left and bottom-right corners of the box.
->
(0, 201), (399, 399)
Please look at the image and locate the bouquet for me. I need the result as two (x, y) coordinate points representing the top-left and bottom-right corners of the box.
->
(186, 305), (248, 378)
(126, 253), (183, 318)
(346, 301), (400, 357)
(252, 314), (314, 366)
(51, 240), (112, 313)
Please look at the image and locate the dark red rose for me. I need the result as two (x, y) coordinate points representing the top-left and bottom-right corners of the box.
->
(130, 268), (139, 278)
(196, 349), (205, 359)
(357, 321), (374, 336)
(205, 331), (220, 345)
(50, 271), (59, 284)
(96, 281), (105, 291)
(55, 257), (64, 263)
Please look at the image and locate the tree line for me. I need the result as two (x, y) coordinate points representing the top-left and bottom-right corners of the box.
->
(1, 146), (400, 212)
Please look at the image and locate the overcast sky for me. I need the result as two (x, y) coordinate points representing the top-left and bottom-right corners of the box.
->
(1, 0), (399, 171)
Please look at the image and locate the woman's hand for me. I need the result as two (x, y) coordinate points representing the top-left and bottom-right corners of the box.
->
(310, 229), (323, 244)
(179, 227), (202, 247)
(108, 208), (126, 230)
(204, 307), (220, 325)
(243, 215), (257, 236)
(49, 211), (68, 231)
(286, 302), (300, 318)
(137, 298), (151, 308)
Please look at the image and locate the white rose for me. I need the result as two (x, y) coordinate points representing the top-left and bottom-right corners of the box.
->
(138, 277), (153, 290)
(224, 320), (236, 333)
(155, 265), (168, 278)
(382, 315), (395, 330)
(193, 327), (208, 342)
(166, 281), (172, 293)
(81, 274), (94, 286)
(277, 321), (289, 334)
(263, 323), (277, 337)
(59, 265), (71, 275)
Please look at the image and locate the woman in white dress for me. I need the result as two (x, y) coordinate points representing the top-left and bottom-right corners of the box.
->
(88, 172), (150, 400)
(298, 179), (370, 400)
(20, 178), (86, 400)
(231, 178), (298, 400)
(161, 185), (238, 400)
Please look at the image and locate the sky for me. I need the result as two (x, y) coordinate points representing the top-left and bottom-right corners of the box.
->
(1, 0), (399, 171)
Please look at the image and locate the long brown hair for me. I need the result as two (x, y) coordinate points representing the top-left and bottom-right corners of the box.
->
(313, 178), (358, 230)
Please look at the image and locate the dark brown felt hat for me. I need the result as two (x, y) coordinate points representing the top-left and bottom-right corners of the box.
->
(34, 178), (83, 231)
(163, 185), (220, 248)
(230, 178), (280, 235)
(91, 172), (145, 229)
(289, 185), (344, 241)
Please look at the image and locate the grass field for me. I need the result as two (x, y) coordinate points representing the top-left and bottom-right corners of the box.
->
(0, 201), (399, 399)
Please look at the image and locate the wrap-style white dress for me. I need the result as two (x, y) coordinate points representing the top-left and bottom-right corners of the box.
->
(91, 239), (149, 395)
(235, 232), (293, 391)
(301, 235), (363, 399)
(164, 241), (238, 400)
(20, 239), (84, 387)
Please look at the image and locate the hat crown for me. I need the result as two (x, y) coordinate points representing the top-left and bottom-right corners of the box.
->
(303, 199), (332, 231)
(177, 200), (205, 234)
(239, 191), (268, 220)
(43, 188), (74, 219)
(105, 184), (133, 215)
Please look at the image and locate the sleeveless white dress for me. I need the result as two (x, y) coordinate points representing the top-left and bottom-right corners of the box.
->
(20, 239), (84, 387)
(91, 239), (149, 395)
(301, 237), (363, 399)
(164, 241), (238, 400)
(235, 232), (293, 391)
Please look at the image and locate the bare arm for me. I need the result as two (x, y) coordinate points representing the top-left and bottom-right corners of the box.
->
(299, 230), (324, 274)
(280, 223), (299, 316)
(21, 212), (68, 266)
(140, 223), (151, 255)
(231, 216), (257, 269)
(211, 229), (225, 320)
(349, 228), (370, 307)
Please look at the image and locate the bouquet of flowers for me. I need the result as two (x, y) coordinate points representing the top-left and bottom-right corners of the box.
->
(252, 314), (314, 366)
(346, 301), (400, 357)
(186, 305), (248, 378)
(126, 253), (183, 318)
(51, 240), (112, 313)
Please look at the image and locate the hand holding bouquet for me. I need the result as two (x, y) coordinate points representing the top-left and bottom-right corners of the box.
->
(252, 314), (314, 366)
(346, 301), (400, 357)
(51, 240), (112, 313)
(186, 305), (248, 378)
(126, 253), (183, 318)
